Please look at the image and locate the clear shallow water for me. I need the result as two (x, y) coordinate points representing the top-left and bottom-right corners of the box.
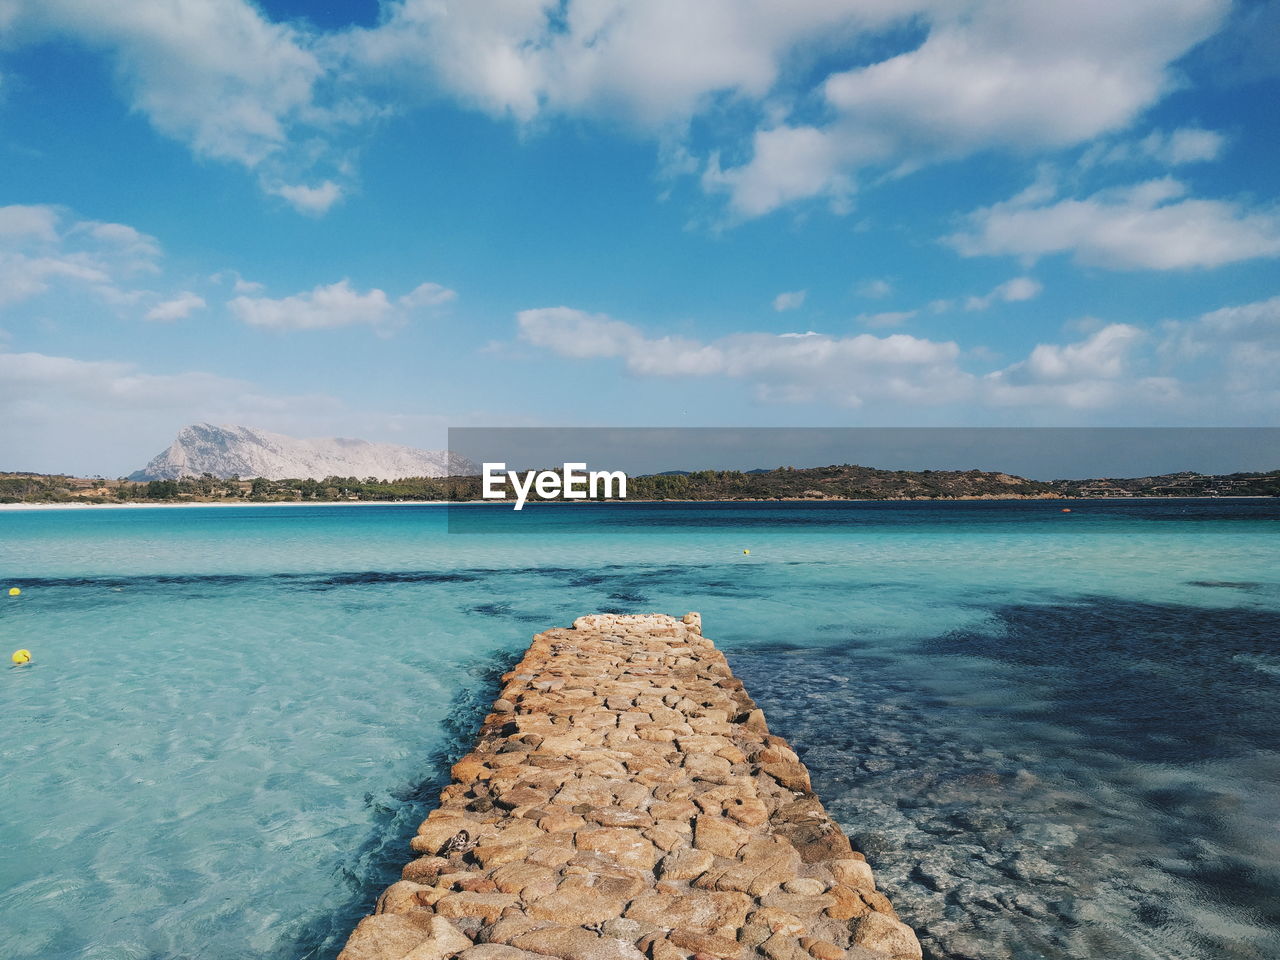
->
(0, 500), (1276, 960)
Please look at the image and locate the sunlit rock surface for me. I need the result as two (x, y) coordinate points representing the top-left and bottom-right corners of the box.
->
(129, 423), (474, 480)
(340, 613), (922, 960)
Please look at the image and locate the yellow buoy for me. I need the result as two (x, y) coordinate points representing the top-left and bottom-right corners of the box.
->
(7, 587), (19, 596)
(743, 549), (750, 554)
(11, 649), (31, 665)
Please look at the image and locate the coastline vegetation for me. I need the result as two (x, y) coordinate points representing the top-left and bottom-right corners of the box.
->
(3, 465), (1278, 505)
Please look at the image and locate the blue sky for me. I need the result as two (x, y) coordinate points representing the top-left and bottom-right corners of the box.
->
(1, 0), (1278, 475)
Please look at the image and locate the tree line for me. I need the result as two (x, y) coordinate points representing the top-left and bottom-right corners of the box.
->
(3, 465), (1277, 504)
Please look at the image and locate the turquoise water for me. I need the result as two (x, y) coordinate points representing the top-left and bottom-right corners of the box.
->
(1, 500), (1277, 960)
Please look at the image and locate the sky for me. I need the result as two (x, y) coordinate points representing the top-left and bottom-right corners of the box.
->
(1, 0), (1278, 476)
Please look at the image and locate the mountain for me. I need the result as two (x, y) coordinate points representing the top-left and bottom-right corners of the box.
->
(129, 423), (475, 481)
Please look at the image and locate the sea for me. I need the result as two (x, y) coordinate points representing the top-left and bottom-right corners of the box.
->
(0, 499), (1276, 960)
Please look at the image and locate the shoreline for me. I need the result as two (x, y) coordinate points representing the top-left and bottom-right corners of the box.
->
(0, 495), (1273, 512)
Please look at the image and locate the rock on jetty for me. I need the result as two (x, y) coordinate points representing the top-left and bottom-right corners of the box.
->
(340, 613), (922, 960)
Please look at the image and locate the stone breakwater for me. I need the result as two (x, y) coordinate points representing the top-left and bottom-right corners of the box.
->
(339, 613), (922, 960)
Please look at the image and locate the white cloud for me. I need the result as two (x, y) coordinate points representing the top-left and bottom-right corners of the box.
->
(210, 270), (265, 294)
(71, 220), (163, 273)
(0, 346), (347, 474)
(516, 303), (1280, 415)
(0, 341), (517, 474)
(965, 276), (1043, 311)
(982, 323), (1182, 409)
(949, 178), (1280, 270)
(229, 278), (455, 332)
(399, 281), (458, 309)
(857, 278), (893, 299)
(4, 2), (381, 213)
(0, 205), (60, 243)
(1160, 295), (1280, 406)
(517, 305), (971, 407)
(708, 0), (1228, 216)
(0, 350), (237, 409)
(346, 0), (903, 128)
(229, 280), (393, 331)
(17, 1), (323, 168)
(144, 291), (206, 322)
(516, 307), (642, 359)
(1086, 127), (1228, 167)
(772, 289), (806, 312)
(704, 125), (852, 219)
(0, 204), (163, 306)
(1154, 128), (1227, 165)
(1016, 324), (1143, 381)
(982, 324), (1176, 409)
(1187, 295), (1280, 345)
(1, 1), (1236, 221)
(0, 254), (107, 306)
(267, 180), (343, 215)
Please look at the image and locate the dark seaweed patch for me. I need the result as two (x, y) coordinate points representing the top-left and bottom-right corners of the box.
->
(923, 599), (1280, 763)
(470, 602), (512, 617)
(1187, 580), (1263, 591)
(735, 601), (1280, 960)
(315, 571), (482, 586)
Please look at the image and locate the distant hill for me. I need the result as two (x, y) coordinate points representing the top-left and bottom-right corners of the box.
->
(1048, 470), (1280, 498)
(128, 423), (475, 481)
(624, 464), (1060, 501)
(2, 463), (1276, 505)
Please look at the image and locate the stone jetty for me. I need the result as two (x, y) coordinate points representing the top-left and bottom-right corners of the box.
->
(339, 613), (922, 960)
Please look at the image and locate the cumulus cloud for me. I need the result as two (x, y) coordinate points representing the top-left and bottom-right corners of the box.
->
(144, 291), (206, 322)
(267, 180), (344, 215)
(0, 204), (61, 243)
(229, 278), (455, 332)
(948, 178), (1280, 270)
(1, 1), (1237, 220)
(1160, 295), (1280, 407)
(772, 290), (806, 312)
(984, 324), (1180, 409)
(0, 254), (108, 307)
(15, 1), (323, 167)
(0, 346), (347, 474)
(857, 278), (893, 299)
(0, 203), (163, 306)
(516, 307), (642, 359)
(516, 303), (1280, 415)
(0, 349), (239, 410)
(345, 0), (898, 128)
(70, 220), (162, 273)
(1005, 324), (1143, 382)
(707, 0), (1228, 217)
(1085, 127), (1228, 167)
(517, 305), (972, 407)
(704, 125), (853, 218)
(965, 276), (1043, 311)
(399, 281), (458, 309)
(230, 280), (393, 331)
(3, 2), (377, 212)
(210, 270), (264, 294)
